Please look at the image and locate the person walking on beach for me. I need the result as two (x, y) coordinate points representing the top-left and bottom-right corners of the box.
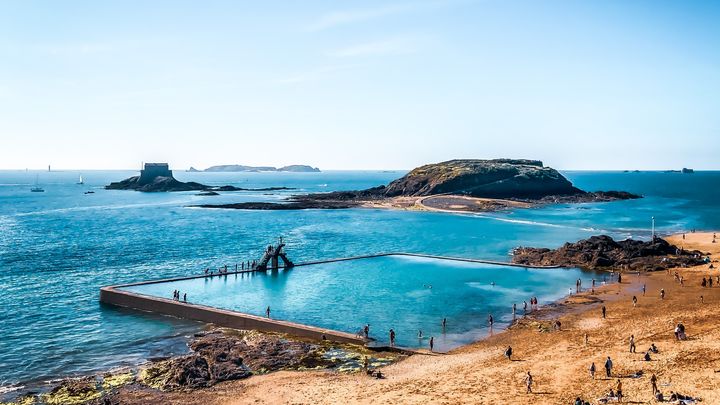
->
(488, 314), (494, 328)
(523, 301), (528, 314)
(660, 288), (665, 300)
(616, 379), (623, 402)
(364, 324), (370, 338)
(632, 295), (637, 308)
(618, 273), (622, 283)
(584, 333), (589, 346)
(429, 336), (434, 352)
(589, 362), (596, 379)
(604, 356), (613, 378)
(442, 317), (447, 330)
(266, 306), (271, 318)
(629, 334), (636, 353)
(505, 346), (512, 360)
(512, 303), (517, 317)
(524, 371), (533, 394)
(602, 305), (606, 319)
(389, 329), (396, 346)
(650, 373), (658, 395)
(642, 283), (646, 296)
(183, 293), (186, 302)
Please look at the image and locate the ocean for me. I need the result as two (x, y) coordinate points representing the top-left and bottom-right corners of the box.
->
(0, 169), (718, 396)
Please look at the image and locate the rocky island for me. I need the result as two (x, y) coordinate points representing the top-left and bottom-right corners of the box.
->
(197, 159), (641, 212)
(106, 163), (294, 192)
(189, 164), (320, 173)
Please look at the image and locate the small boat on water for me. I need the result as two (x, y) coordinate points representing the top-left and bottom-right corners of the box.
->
(77, 174), (84, 184)
(84, 191), (95, 194)
(30, 174), (44, 192)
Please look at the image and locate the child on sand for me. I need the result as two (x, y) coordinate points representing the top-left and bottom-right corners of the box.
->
(524, 371), (533, 394)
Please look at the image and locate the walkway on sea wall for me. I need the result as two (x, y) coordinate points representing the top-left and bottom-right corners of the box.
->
(99, 252), (563, 346)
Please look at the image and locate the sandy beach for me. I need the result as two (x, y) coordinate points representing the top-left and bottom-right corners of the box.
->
(104, 232), (720, 405)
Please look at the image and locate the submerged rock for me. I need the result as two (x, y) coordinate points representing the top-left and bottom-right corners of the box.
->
(512, 235), (707, 271)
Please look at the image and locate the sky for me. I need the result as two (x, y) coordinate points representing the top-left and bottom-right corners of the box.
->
(0, 0), (718, 171)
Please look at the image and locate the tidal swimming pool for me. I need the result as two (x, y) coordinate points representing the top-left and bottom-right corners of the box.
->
(121, 255), (602, 351)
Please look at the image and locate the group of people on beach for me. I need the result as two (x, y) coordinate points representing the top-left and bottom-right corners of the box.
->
(171, 289), (186, 302)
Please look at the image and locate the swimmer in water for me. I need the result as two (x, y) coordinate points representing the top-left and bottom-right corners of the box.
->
(491, 281), (496, 286)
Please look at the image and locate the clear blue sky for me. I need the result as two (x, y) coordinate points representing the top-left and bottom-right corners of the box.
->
(1, 0), (718, 170)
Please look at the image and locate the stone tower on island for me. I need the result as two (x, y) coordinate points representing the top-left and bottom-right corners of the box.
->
(138, 163), (173, 185)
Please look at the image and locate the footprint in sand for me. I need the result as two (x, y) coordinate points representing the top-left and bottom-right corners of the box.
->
(577, 318), (603, 330)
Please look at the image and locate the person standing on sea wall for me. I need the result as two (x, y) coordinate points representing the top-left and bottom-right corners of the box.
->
(389, 329), (396, 346)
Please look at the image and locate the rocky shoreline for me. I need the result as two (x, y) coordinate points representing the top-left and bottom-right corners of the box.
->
(5, 329), (402, 405)
(512, 235), (708, 271)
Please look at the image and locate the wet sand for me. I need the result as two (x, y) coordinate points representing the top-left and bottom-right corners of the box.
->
(109, 232), (720, 405)
(362, 194), (532, 213)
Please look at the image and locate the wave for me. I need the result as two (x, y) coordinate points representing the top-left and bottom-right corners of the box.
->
(0, 384), (24, 395)
(10, 201), (186, 217)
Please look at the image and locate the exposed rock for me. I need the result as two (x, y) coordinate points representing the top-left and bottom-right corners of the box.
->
(196, 191), (219, 196)
(138, 330), (337, 390)
(512, 235), (707, 271)
(383, 159), (580, 199)
(42, 377), (101, 404)
(106, 175), (207, 192)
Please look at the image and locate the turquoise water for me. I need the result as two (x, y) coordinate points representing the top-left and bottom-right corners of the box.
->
(0, 169), (718, 395)
(123, 255), (603, 351)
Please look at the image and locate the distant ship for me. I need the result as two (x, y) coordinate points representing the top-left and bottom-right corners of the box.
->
(77, 174), (84, 184)
(31, 174), (44, 192)
(682, 168), (694, 174)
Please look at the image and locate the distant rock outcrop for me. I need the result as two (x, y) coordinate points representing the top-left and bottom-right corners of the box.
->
(106, 163), (296, 192)
(201, 164), (320, 173)
(512, 235), (707, 271)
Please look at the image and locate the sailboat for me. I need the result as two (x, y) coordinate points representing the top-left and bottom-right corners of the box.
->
(31, 174), (44, 192)
(77, 174), (84, 185)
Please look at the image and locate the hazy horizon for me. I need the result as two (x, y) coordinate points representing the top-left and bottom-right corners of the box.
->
(2, 0), (718, 170)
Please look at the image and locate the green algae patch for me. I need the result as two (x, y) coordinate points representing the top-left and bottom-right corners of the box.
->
(138, 361), (172, 390)
(1, 395), (38, 405)
(41, 378), (101, 405)
(101, 371), (135, 389)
